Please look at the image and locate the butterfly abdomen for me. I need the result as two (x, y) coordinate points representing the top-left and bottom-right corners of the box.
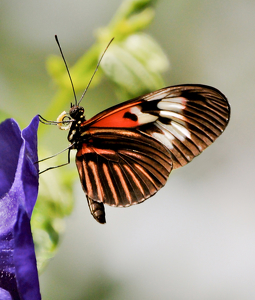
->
(87, 196), (106, 224)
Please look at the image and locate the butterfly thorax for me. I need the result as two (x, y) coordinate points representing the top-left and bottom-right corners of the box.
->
(68, 105), (86, 144)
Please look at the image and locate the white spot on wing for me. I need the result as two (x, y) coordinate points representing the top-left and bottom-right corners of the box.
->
(159, 110), (183, 120)
(171, 121), (191, 139)
(130, 107), (141, 115)
(156, 121), (188, 143)
(138, 114), (158, 124)
(130, 106), (158, 125)
(152, 132), (174, 149)
(152, 123), (175, 149)
(157, 101), (185, 112)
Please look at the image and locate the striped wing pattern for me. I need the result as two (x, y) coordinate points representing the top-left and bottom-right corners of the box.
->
(76, 129), (172, 210)
(73, 84), (230, 223)
(139, 85), (230, 169)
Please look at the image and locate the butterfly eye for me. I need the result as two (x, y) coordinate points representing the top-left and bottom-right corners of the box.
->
(69, 106), (84, 119)
(57, 111), (72, 130)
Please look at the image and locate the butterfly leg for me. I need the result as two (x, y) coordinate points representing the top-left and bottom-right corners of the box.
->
(87, 196), (106, 224)
(38, 148), (72, 174)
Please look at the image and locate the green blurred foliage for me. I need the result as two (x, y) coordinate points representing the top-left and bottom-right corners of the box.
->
(44, 0), (167, 122)
(100, 33), (168, 99)
(31, 151), (75, 271)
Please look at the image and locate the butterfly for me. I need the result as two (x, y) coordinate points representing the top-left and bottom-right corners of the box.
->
(40, 37), (230, 224)
(54, 84), (230, 224)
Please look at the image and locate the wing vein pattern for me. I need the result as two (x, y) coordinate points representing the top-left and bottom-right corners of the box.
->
(76, 129), (173, 207)
(140, 84), (230, 169)
(73, 84), (230, 222)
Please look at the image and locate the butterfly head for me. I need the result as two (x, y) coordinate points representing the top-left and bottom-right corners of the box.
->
(69, 105), (85, 121)
(56, 104), (85, 132)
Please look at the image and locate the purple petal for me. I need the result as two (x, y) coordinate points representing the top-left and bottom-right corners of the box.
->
(0, 119), (23, 199)
(0, 288), (13, 300)
(20, 116), (39, 218)
(14, 206), (41, 300)
(0, 116), (41, 300)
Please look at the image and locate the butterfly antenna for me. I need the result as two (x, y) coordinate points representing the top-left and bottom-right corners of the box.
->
(55, 35), (78, 105)
(78, 37), (114, 106)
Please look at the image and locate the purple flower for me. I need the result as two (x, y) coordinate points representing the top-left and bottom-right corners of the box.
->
(0, 116), (41, 300)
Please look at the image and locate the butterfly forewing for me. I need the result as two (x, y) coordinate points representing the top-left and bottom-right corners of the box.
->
(71, 84), (230, 223)
(138, 85), (230, 169)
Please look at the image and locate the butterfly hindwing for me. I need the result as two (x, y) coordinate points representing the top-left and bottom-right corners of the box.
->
(76, 128), (173, 208)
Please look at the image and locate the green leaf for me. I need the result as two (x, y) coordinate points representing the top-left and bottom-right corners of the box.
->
(100, 33), (169, 98)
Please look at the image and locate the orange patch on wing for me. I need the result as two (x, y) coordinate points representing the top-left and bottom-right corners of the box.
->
(91, 107), (140, 128)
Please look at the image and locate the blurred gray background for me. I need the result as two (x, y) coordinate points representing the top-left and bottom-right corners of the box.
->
(1, 0), (254, 299)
